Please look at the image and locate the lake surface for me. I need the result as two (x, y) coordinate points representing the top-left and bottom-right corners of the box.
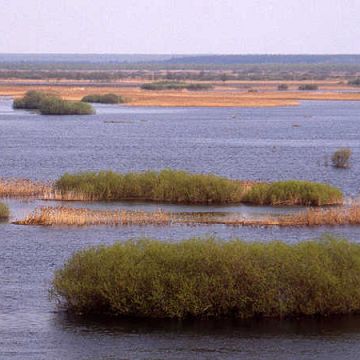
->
(1, 98), (360, 359)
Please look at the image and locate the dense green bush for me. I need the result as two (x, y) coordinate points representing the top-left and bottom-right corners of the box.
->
(55, 169), (245, 204)
(141, 81), (212, 91)
(39, 97), (94, 115)
(52, 236), (360, 319)
(298, 84), (319, 91)
(55, 171), (343, 206)
(0, 203), (9, 220)
(13, 90), (53, 109)
(81, 93), (124, 104)
(13, 90), (95, 115)
(242, 180), (342, 206)
(332, 148), (352, 168)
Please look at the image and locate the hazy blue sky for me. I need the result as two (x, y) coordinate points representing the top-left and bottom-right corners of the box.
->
(0, 0), (359, 54)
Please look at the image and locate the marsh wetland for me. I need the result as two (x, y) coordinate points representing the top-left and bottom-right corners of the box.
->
(2, 96), (360, 359)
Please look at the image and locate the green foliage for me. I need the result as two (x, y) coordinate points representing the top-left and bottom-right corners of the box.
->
(332, 148), (352, 168)
(39, 97), (94, 115)
(141, 81), (213, 91)
(0, 203), (9, 219)
(242, 180), (343, 206)
(81, 93), (124, 104)
(13, 90), (53, 109)
(55, 171), (343, 205)
(55, 169), (245, 204)
(13, 90), (95, 115)
(298, 84), (319, 91)
(277, 84), (289, 91)
(52, 236), (360, 319)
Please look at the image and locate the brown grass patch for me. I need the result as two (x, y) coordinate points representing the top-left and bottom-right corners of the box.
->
(0, 178), (52, 198)
(14, 204), (360, 227)
(15, 206), (172, 226)
(2, 81), (360, 108)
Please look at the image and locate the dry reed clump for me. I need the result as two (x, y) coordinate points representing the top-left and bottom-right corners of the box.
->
(15, 207), (172, 226)
(278, 205), (360, 226)
(213, 204), (360, 227)
(52, 236), (360, 319)
(0, 178), (53, 198)
(15, 204), (360, 228)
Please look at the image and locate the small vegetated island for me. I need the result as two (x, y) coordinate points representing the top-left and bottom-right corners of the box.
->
(141, 81), (213, 91)
(13, 90), (94, 115)
(81, 93), (124, 104)
(54, 169), (343, 206)
(0, 202), (9, 220)
(52, 236), (360, 319)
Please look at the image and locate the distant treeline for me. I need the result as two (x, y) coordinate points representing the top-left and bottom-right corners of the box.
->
(1, 63), (360, 82)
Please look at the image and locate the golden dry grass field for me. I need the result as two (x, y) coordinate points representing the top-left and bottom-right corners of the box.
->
(1, 79), (359, 107)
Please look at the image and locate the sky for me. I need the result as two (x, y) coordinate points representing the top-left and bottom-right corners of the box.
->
(0, 0), (359, 54)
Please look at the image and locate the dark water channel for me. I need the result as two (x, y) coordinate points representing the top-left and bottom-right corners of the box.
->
(1, 98), (360, 359)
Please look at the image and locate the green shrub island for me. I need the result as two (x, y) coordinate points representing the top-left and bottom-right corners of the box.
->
(13, 91), (95, 115)
(242, 180), (342, 206)
(141, 81), (213, 91)
(39, 97), (94, 115)
(0, 203), (10, 220)
(52, 236), (360, 319)
(81, 93), (124, 104)
(13, 90), (53, 110)
(332, 148), (352, 168)
(55, 169), (245, 204)
(55, 170), (343, 206)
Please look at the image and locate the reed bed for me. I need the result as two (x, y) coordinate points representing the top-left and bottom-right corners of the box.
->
(53, 170), (342, 206)
(54, 170), (251, 204)
(15, 207), (172, 226)
(15, 204), (360, 227)
(52, 236), (360, 319)
(0, 178), (52, 198)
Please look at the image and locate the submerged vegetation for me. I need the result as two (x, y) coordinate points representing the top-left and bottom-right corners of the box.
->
(81, 93), (124, 104)
(52, 236), (360, 319)
(141, 81), (213, 91)
(13, 91), (94, 115)
(0, 202), (9, 220)
(54, 170), (342, 206)
(332, 148), (352, 168)
(242, 180), (342, 206)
